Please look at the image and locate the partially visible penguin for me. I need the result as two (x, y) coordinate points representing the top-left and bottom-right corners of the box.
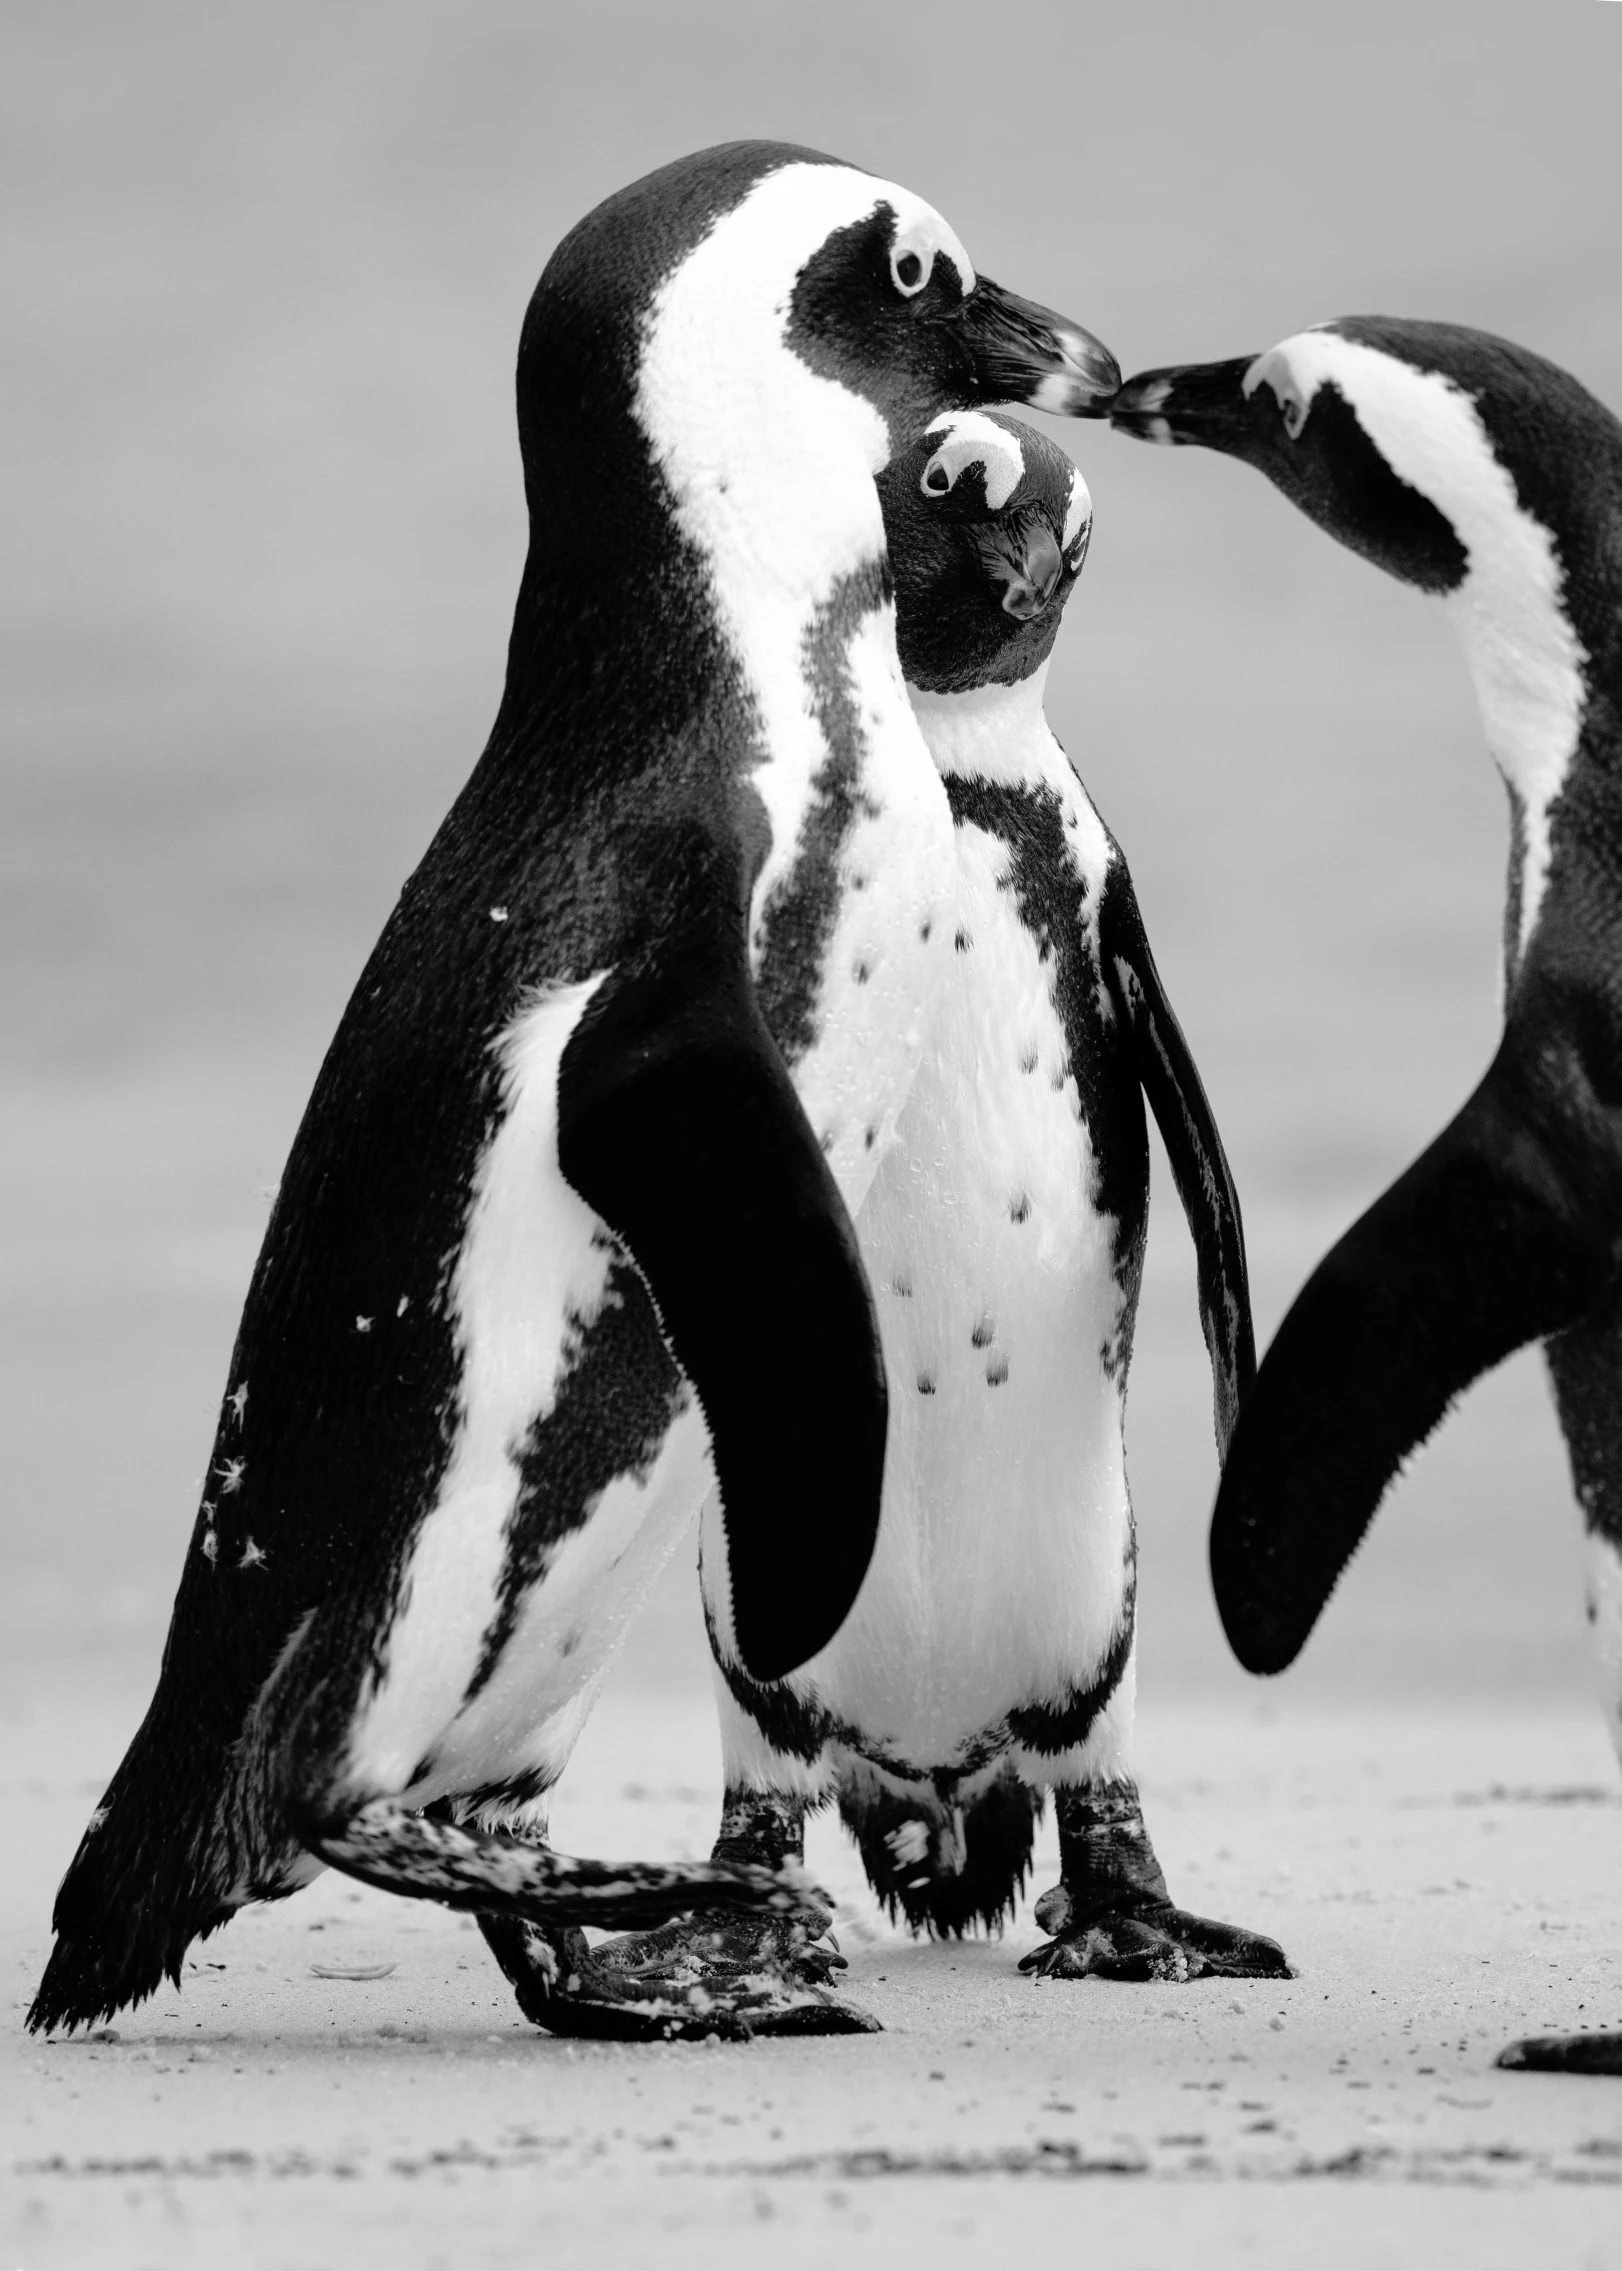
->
(28, 143), (1120, 2043)
(1113, 321), (1622, 2074)
(594, 412), (1292, 2030)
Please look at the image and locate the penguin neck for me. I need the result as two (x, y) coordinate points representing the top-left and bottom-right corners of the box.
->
(1441, 541), (1588, 968)
(1293, 336), (1594, 968)
(633, 190), (903, 919)
(906, 664), (1058, 785)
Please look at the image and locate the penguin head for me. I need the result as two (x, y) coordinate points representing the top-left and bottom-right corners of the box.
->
(1110, 319), (1622, 647)
(520, 143), (1117, 535)
(1111, 319), (1622, 963)
(778, 187), (1120, 439)
(878, 412), (1092, 693)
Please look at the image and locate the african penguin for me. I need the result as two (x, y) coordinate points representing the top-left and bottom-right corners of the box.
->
(1114, 319), (1622, 2073)
(28, 142), (1120, 2044)
(591, 412), (1290, 2031)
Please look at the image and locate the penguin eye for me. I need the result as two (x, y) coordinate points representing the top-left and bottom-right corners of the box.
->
(920, 454), (954, 497)
(889, 232), (935, 298)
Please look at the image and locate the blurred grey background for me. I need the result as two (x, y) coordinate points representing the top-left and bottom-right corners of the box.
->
(4, 0), (1620, 1726)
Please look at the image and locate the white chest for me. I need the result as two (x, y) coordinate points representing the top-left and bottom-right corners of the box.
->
(799, 697), (1142, 1755)
(759, 598), (957, 1214)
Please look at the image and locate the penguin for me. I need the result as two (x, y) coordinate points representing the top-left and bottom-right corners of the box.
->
(590, 410), (1292, 2032)
(1112, 319), (1622, 2074)
(27, 142), (1120, 2044)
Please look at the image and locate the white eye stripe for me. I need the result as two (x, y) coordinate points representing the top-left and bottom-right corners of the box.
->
(920, 411), (1025, 507)
(890, 237), (933, 296)
(1061, 468), (1093, 554)
(887, 205), (974, 301)
(1243, 345), (1313, 436)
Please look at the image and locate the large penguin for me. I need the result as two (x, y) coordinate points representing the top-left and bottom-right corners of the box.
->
(591, 412), (1290, 2032)
(1112, 319), (1622, 2073)
(29, 143), (1119, 2042)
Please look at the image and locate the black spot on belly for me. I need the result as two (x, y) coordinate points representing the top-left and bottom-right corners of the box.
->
(917, 1371), (937, 1395)
(985, 1355), (1009, 1387)
(1009, 1192), (1031, 1225)
(854, 959), (872, 984)
(892, 1271), (913, 1298)
(954, 928), (972, 953)
(1019, 1046), (1038, 1075)
(970, 1314), (995, 1348)
(864, 1123), (878, 1150)
(920, 918), (933, 942)
(943, 773), (1149, 1286)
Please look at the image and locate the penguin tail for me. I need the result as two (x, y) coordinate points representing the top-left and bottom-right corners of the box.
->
(839, 1765), (1043, 1940)
(27, 1712), (244, 2035)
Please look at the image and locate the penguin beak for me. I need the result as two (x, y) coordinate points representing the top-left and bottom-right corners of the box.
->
(1109, 357), (1264, 456)
(973, 516), (1064, 620)
(949, 279), (1121, 419)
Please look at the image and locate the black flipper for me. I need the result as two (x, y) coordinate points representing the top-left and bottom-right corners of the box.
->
(1211, 1044), (1622, 1676)
(557, 930), (888, 1684)
(1102, 866), (1256, 1454)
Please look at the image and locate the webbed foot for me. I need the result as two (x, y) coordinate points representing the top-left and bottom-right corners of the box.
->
(588, 1908), (880, 2036)
(1020, 1777), (1294, 1985)
(1019, 1886), (1293, 1982)
(1497, 2032), (1622, 2075)
(479, 1913), (869, 2041)
(544, 1784), (881, 2037)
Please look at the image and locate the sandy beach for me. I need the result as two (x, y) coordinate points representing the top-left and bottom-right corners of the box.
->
(6, 1673), (1621, 2269)
(6, 5), (1622, 2263)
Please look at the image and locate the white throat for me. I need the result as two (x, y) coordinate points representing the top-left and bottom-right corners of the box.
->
(907, 665), (1055, 783)
(1251, 332), (1589, 963)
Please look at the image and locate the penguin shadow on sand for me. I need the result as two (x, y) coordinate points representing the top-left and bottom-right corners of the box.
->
(1114, 318), (1622, 2075)
(26, 143), (1121, 2048)
(585, 411), (1293, 2034)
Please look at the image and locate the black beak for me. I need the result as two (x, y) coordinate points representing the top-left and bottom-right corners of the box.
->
(1109, 357), (1264, 455)
(973, 517), (1064, 620)
(950, 278), (1121, 419)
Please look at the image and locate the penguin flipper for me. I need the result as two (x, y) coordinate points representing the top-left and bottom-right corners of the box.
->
(1102, 866), (1255, 1453)
(1210, 1048), (1622, 1676)
(557, 941), (887, 1685)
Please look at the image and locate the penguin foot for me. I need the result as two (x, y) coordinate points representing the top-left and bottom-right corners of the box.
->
(582, 1909), (881, 2037)
(1497, 2033), (1622, 2075)
(1019, 1886), (1294, 1984)
(300, 1796), (822, 1933)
